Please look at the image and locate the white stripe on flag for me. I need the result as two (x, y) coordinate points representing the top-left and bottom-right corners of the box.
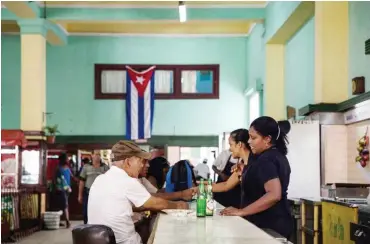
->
(144, 82), (151, 138)
(130, 83), (138, 140)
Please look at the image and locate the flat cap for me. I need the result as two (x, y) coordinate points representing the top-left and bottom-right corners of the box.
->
(111, 140), (151, 161)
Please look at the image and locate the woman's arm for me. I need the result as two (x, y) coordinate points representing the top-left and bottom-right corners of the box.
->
(239, 178), (281, 216)
(212, 172), (240, 192)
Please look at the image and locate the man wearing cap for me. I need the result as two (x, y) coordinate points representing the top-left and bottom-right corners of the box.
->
(88, 141), (189, 244)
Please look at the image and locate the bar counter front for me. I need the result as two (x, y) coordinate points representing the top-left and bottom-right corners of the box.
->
(148, 202), (283, 244)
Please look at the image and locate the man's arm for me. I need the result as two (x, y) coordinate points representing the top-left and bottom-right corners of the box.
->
(128, 179), (189, 212)
(132, 206), (146, 212)
(212, 165), (229, 181)
(78, 166), (87, 203)
(152, 188), (194, 201)
(78, 180), (85, 203)
(142, 196), (188, 211)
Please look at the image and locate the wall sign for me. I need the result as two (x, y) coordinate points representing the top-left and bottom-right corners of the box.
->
(344, 100), (370, 124)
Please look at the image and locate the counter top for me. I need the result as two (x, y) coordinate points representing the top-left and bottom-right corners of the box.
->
(300, 198), (322, 205)
(288, 198), (302, 205)
(149, 202), (282, 244)
(358, 204), (370, 214)
(321, 198), (361, 208)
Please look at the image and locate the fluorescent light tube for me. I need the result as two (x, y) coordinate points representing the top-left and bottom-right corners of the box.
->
(179, 2), (187, 23)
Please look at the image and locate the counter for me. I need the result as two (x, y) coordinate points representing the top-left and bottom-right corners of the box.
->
(148, 202), (282, 244)
(300, 198), (322, 244)
(321, 199), (359, 244)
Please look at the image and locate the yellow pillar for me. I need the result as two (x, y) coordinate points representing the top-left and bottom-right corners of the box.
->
(265, 44), (285, 120)
(18, 20), (47, 131)
(314, 2), (349, 103)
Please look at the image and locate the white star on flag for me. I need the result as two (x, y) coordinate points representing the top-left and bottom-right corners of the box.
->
(136, 76), (144, 85)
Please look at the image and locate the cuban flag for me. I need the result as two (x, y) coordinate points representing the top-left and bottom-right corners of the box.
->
(125, 66), (156, 140)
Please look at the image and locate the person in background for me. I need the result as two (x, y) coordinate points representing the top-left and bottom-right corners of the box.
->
(212, 150), (239, 182)
(146, 157), (170, 191)
(55, 153), (73, 228)
(78, 157), (90, 176)
(165, 160), (197, 193)
(139, 158), (195, 200)
(220, 117), (293, 239)
(212, 145), (241, 208)
(88, 140), (189, 244)
(194, 159), (210, 180)
(78, 150), (109, 224)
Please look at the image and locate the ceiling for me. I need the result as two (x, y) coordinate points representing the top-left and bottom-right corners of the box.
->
(60, 20), (257, 35)
(2, 1), (266, 36)
(41, 1), (267, 8)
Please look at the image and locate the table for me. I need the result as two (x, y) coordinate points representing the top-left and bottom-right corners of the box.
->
(148, 202), (282, 244)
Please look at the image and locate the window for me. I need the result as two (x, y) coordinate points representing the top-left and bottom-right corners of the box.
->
(95, 64), (219, 99)
(249, 92), (260, 126)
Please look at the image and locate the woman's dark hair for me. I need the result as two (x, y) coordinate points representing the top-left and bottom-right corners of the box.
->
(250, 116), (291, 155)
(230, 128), (251, 151)
(59, 153), (68, 166)
(148, 157), (170, 189)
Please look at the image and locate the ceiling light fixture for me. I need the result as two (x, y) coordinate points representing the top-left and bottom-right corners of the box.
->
(179, 1), (187, 23)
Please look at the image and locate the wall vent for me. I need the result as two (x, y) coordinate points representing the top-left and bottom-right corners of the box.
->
(366, 38), (370, 55)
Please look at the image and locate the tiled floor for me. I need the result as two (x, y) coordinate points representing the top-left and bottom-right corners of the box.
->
(17, 221), (82, 244)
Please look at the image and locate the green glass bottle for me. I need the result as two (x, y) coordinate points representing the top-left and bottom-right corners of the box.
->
(206, 179), (214, 216)
(196, 179), (206, 217)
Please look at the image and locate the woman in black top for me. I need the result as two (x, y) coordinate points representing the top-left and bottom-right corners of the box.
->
(220, 116), (293, 238)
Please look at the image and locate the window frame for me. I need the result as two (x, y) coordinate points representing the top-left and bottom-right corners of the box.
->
(248, 91), (261, 126)
(94, 64), (219, 100)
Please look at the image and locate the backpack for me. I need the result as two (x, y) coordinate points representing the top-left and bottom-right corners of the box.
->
(165, 160), (195, 192)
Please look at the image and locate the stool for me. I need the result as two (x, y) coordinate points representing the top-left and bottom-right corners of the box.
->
(72, 224), (116, 244)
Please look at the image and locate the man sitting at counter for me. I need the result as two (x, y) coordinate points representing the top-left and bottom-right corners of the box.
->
(88, 140), (189, 244)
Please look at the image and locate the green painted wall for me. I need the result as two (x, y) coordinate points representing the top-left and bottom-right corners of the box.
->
(1, 35), (248, 136)
(285, 17), (315, 113)
(246, 24), (265, 116)
(1, 35), (21, 129)
(45, 36), (247, 136)
(247, 24), (266, 91)
(265, 1), (301, 42)
(349, 1), (370, 96)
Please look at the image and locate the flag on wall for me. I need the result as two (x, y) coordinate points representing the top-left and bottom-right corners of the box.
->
(126, 66), (156, 140)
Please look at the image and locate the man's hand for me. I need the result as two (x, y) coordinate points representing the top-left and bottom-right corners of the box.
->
(181, 188), (197, 201)
(78, 195), (83, 204)
(176, 201), (189, 209)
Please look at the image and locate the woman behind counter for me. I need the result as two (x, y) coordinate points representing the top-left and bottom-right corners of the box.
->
(211, 117), (293, 238)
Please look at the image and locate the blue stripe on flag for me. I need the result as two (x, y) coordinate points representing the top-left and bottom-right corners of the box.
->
(126, 72), (131, 140)
(150, 72), (155, 132)
(138, 96), (144, 139)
